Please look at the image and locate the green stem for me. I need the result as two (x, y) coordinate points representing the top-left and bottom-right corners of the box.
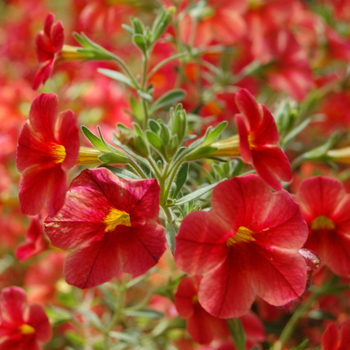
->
(141, 53), (150, 129)
(129, 159), (148, 179)
(162, 158), (184, 205)
(146, 52), (187, 81)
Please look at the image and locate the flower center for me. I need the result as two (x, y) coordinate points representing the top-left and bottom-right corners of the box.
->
(226, 226), (255, 246)
(310, 216), (335, 230)
(19, 324), (35, 335)
(104, 207), (131, 232)
(248, 133), (256, 149)
(51, 143), (66, 164)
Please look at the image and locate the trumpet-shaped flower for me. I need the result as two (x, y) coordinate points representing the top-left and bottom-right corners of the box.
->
(295, 176), (350, 276)
(32, 14), (64, 90)
(175, 174), (308, 318)
(45, 168), (166, 289)
(0, 286), (52, 350)
(211, 88), (292, 191)
(16, 93), (80, 217)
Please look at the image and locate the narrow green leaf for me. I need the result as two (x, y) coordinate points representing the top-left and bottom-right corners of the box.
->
(97, 68), (136, 88)
(150, 89), (186, 113)
(97, 126), (119, 153)
(227, 318), (246, 350)
(76, 307), (103, 331)
(112, 137), (150, 165)
(137, 89), (153, 102)
(282, 118), (311, 147)
(174, 163), (188, 198)
(173, 180), (225, 206)
(124, 309), (163, 319)
(102, 165), (141, 180)
(109, 331), (140, 344)
(203, 121), (227, 146)
(121, 24), (134, 35)
(81, 126), (110, 153)
(165, 222), (177, 254)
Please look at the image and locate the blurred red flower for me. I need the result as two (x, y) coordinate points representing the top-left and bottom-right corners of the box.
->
(321, 322), (350, 350)
(15, 213), (48, 262)
(32, 14), (64, 90)
(16, 93), (80, 216)
(0, 286), (52, 350)
(180, 0), (247, 47)
(175, 174), (308, 318)
(295, 176), (350, 276)
(45, 168), (166, 289)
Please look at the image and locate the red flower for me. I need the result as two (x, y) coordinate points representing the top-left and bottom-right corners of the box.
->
(295, 176), (350, 276)
(0, 286), (52, 350)
(180, 0), (247, 47)
(175, 276), (265, 346)
(15, 213), (48, 262)
(321, 323), (350, 350)
(32, 14), (64, 90)
(16, 93), (80, 217)
(44, 168), (166, 289)
(175, 276), (230, 344)
(174, 174), (308, 318)
(212, 88), (292, 191)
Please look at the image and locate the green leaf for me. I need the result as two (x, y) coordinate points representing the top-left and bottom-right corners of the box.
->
(124, 309), (164, 319)
(146, 131), (164, 152)
(150, 89), (186, 113)
(173, 180), (225, 206)
(97, 68), (136, 88)
(290, 339), (309, 350)
(76, 307), (103, 331)
(133, 33), (148, 53)
(174, 163), (188, 198)
(109, 331), (140, 344)
(203, 121), (227, 146)
(165, 222), (177, 254)
(112, 137), (150, 165)
(281, 117), (311, 148)
(81, 126), (110, 153)
(149, 120), (161, 133)
(97, 126), (120, 153)
(122, 24), (134, 35)
(102, 165), (141, 180)
(137, 89), (153, 102)
(227, 318), (246, 350)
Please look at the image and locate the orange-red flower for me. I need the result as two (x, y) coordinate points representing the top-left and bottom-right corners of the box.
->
(175, 174), (308, 318)
(321, 323), (350, 350)
(16, 93), (80, 216)
(0, 286), (52, 350)
(32, 14), (64, 90)
(211, 88), (292, 191)
(295, 176), (350, 276)
(45, 168), (166, 289)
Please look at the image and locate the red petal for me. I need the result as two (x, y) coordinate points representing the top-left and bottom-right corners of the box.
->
(174, 276), (199, 318)
(236, 114), (253, 163)
(117, 224), (166, 275)
(321, 323), (339, 350)
(26, 304), (52, 343)
(43, 14), (54, 37)
(64, 234), (120, 288)
(199, 250), (256, 318)
(235, 88), (262, 131)
(52, 21), (64, 53)
(0, 287), (27, 326)
(252, 147), (292, 191)
(253, 105), (280, 146)
(55, 110), (79, 171)
(31, 61), (54, 90)
(296, 177), (346, 223)
(174, 211), (229, 276)
(339, 325), (350, 350)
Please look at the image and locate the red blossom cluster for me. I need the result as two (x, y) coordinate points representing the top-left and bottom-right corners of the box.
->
(1, 0), (350, 349)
